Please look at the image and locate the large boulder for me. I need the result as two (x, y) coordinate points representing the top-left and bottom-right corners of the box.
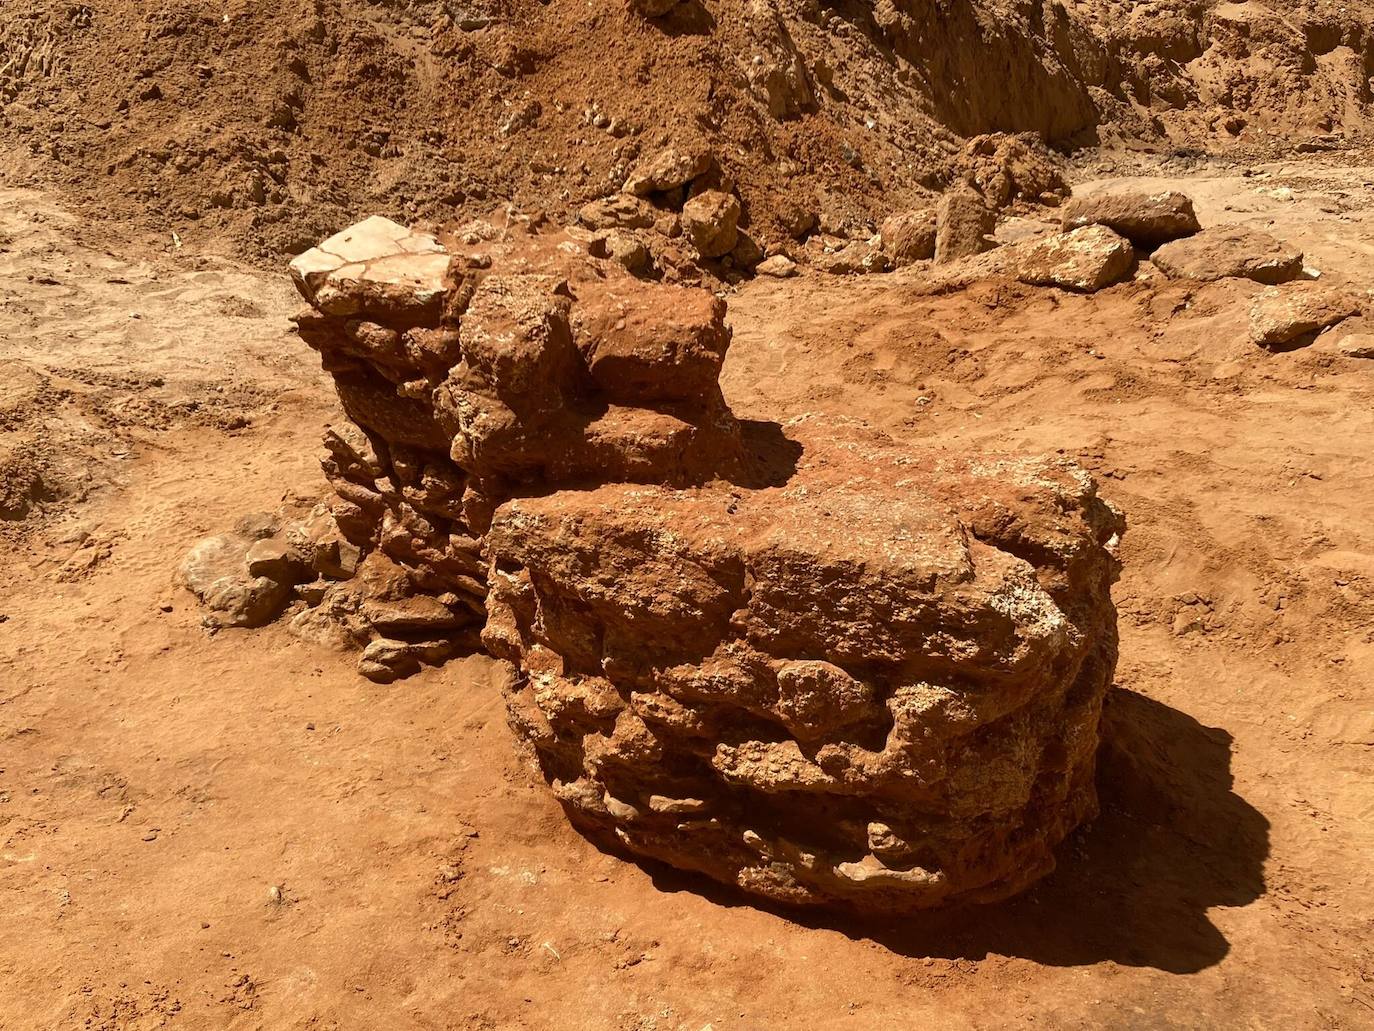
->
(1015, 225), (1135, 293)
(484, 419), (1124, 914)
(1061, 189), (1200, 249)
(1152, 226), (1304, 285)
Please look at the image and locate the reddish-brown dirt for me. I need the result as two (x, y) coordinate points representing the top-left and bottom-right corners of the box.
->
(3, 158), (1374, 1026)
(5, 0), (1374, 1026)
(6, 0), (1374, 263)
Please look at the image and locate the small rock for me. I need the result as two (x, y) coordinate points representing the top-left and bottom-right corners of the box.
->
(1335, 333), (1374, 358)
(1249, 283), (1362, 350)
(589, 230), (650, 273)
(578, 194), (656, 231)
(681, 190), (741, 259)
(815, 239), (889, 275)
(623, 147), (711, 197)
(756, 254), (798, 278)
(359, 637), (421, 683)
(244, 537), (308, 585)
(180, 534), (292, 628)
(730, 231), (764, 270)
(361, 595), (465, 634)
(233, 512), (281, 542)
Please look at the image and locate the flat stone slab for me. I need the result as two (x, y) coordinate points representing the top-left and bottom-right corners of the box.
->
(289, 216), (449, 318)
(1152, 225), (1304, 285)
(1249, 282), (1362, 349)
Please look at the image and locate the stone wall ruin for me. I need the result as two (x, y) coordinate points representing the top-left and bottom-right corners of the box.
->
(184, 211), (1124, 912)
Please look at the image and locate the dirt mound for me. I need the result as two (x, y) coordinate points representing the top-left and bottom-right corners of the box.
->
(4, 0), (1374, 262)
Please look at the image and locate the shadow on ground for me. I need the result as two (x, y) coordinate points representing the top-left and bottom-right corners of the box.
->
(643, 688), (1270, 974)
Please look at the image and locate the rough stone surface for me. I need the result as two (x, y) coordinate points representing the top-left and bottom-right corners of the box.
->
(1015, 225), (1135, 292)
(1152, 226), (1304, 285)
(572, 279), (731, 403)
(589, 230), (650, 273)
(934, 189), (996, 264)
(879, 208), (937, 266)
(180, 533), (293, 629)
(1061, 190), (1200, 249)
(484, 417), (1123, 914)
(280, 216), (747, 680)
(1249, 282), (1362, 348)
(1335, 333), (1374, 358)
(814, 239), (889, 276)
(681, 191), (742, 259)
(623, 147), (711, 197)
(277, 216), (1126, 916)
(756, 254), (798, 278)
(578, 195), (656, 231)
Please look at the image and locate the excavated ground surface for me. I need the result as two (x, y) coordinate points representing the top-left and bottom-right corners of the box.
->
(3, 155), (1374, 1027)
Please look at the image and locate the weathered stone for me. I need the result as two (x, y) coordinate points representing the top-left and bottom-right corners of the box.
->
(289, 216), (449, 320)
(179, 534), (292, 629)
(879, 208), (937, 266)
(681, 191), (741, 259)
(1061, 189), (1200, 249)
(589, 230), (650, 273)
(244, 537), (309, 585)
(1152, 226), (1304, 285)
(815, 240), (889, 276)
(730, 231), (765, 270)
(484, 417), (1123, 914)
(456, 273), (577, 411)
(1249, 282), (1362, 349)
(934, 189), (996, 264)
(624, 147), (712, 196)
(578, 194), (656, 231)
(756, 254), (798, 278)
(1335, 333), (1374, 358)
(572, 279), (730, 403)
(359, 637), (421, 683)
(361, 594), (466, 634)
(1015, 225), (1135, 293)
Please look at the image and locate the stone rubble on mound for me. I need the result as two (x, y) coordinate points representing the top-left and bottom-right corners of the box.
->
(181, 207), (1131, 911)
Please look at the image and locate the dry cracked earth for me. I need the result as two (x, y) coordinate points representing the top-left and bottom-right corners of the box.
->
(2, 157), (1374, 1029)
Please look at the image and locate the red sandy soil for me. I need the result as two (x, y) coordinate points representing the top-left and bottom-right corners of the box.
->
(2, 154), (1373, 1027)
